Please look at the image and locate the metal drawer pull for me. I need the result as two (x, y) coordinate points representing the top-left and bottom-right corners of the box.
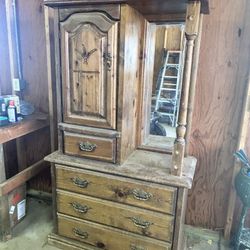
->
(70, 202), (90, 214)
(79, 141), (96, 152)
(73, 228), (88, 239)
(130, 244), (145, 250)
(130, 217), (153, 229)
(71, 177), (89, 188)
(103, 52), (112, 71)
(132, 189), (152, 201)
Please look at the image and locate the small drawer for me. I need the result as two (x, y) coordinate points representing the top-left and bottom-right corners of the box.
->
(58, 214), (171, 250)
(63, 131), (116, 163)
(57, 190), (174, 242)
(56, 165), (177, 214)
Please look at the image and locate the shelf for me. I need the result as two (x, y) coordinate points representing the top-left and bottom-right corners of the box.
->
(0, 112), (49, 144)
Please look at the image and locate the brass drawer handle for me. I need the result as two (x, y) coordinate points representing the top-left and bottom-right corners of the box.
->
(79, 141), (96, 152)
(71, 177), (89, 188)
(103, 52), (112, 71)
(132, 189), (152, 201)
(70, 202), (90, 214)
(130, 217), (153, 229)
(130, 244), (145, 250)
(73, 228), (88, 239)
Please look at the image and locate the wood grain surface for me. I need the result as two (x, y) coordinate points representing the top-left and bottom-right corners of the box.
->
(63, 131), (116, 163)
(0, 0), (11, 95)
(56, 164), (177, 214)
(117, 5), (146, 163)
(57, 213), (171, 250)
(60, 11), (118, 129)
(17, 0), (49, 113)
(57, 190), (174, 241)
(186, 0), (250, 229)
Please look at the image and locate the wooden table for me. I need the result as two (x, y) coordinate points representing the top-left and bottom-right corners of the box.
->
(0, 112), (49, 241)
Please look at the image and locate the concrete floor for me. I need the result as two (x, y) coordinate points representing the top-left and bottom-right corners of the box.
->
(0, 197), (236, 250)
(0, 198), (57, 250)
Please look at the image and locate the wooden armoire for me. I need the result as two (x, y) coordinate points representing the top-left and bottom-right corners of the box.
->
(44, 1), (205, 249)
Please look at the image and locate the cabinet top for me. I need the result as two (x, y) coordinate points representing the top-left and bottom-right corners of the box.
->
(45, 150), (197, 189)
(44, 0), (209, 15)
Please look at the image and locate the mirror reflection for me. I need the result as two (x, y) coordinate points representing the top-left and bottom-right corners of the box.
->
(150, 24), (185, 139)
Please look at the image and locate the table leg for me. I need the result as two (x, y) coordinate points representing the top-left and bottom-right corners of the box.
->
(0, 144), (11, 241)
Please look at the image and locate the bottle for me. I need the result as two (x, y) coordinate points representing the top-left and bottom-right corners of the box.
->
(7, 100), (17, 123)
(0, 98), (6, 116)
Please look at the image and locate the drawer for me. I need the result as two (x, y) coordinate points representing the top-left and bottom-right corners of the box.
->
(58, 214), (171, 250)
(56, 165), (177, 214)
(57, 190), (174, 242)
(63, 131), (116, 163)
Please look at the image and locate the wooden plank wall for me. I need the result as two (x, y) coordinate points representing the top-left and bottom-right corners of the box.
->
(186, 0), (250, 229)
(0, 1), (11, 95)
(16, 0), (51, 191)
(17, 0), (49, 113)
(0, 0), (51, 192)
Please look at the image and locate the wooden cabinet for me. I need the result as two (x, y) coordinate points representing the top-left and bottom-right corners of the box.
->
(45, 150), (196, 250)
(44, 1), (202, 249)
(61, 12), (118, 129)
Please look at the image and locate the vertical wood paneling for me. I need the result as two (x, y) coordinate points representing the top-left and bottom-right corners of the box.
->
(186, 0), (250, 229)
(17, 0), (49, 113)
(0, 1), (11, 95)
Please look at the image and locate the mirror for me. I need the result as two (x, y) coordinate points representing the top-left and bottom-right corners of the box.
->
(150, 24), (185, 139)
(140, 23), (186, 151)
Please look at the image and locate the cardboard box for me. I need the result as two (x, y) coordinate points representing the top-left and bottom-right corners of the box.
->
(8, 184), (26, 228)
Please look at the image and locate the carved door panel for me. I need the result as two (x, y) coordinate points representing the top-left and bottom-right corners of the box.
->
(60, 12), (118, 129)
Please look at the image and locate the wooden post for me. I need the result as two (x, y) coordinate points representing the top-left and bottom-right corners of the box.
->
(44, 6), (59, 152)
(0, 195), (11, 241)
(171, 1), (200, 176)
(185, 15), (203, 155)
(0, 145), (6, 183)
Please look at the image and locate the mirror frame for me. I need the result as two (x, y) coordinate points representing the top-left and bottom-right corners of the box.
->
(137, 22), (186, 153)
(137, 1), (202, 176)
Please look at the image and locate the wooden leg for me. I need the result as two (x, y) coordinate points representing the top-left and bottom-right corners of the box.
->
(0, 144), (6, 182)
(16, 137), (27, 172)
(172, 188), (188, 250)
(0, 144), (11, 241)
(0, 195), (11, 241)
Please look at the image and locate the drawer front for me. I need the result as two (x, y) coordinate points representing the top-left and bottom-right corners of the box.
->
(56, 165), (177, 214)
(64, 132), (116, 163)
(58, 214), (171, 250)
(57, 190), (174, 242)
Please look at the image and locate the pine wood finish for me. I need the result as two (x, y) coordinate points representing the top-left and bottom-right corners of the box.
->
(172, 1), (200, 176)
(61, 12), (118, 129)
(43, 0), (210, 16)
(44, 1), (201, 249)
(57, 190), (174, 241)
(46, 150), (196, 189)
(116, 5), (147, 163)
(44, 149), (197, 249)
(56, 165), (177, 214)
(64, 132), (116, 162)
(58, 214), (172, 250)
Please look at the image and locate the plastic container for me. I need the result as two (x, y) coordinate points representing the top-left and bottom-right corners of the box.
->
(7, 100), (17, 123)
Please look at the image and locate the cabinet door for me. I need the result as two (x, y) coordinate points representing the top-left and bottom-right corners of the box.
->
(60, 12), (118, 129)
